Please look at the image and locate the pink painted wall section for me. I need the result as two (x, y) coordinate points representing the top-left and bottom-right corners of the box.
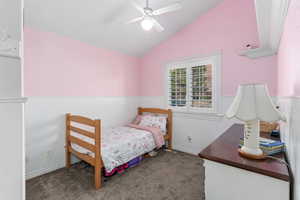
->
(140, 0), (277, 96)
(24, 27), (140, 96)
(277, 0), (300, 97)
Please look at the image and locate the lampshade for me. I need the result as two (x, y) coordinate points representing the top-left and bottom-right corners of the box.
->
(226, 84), (286, 122)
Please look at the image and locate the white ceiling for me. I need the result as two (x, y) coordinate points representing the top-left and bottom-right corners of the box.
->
(25, 0), (223, 57)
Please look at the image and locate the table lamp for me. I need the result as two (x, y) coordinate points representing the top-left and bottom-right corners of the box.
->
(226, 84), (286, 159)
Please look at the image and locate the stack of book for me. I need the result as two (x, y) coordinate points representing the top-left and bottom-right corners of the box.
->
(239, 137), (285, 155)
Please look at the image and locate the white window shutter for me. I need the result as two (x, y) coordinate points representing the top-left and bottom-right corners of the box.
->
(166, 53), (221, 114)
(189, 64), (213, 109)
(168, 67), (187, 108)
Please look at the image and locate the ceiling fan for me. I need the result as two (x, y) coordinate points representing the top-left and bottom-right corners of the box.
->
(127, 0), (182, 32)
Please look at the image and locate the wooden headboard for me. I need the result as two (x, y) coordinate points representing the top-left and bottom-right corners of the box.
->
(137, 107), (173, 149)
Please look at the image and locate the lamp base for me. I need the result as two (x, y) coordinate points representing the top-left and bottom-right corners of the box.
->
(238, 148), (266, 160)
(240, 120), (266, 160)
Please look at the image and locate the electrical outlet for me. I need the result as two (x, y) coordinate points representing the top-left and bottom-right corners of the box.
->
(187, 136), (192, 143)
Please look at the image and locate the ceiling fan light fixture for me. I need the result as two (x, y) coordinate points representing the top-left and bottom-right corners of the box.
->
(141, 17), (154, 31)
(127, 0), (181, 32)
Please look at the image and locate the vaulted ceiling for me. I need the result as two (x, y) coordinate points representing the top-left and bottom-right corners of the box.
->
(25, 0), (223, 56)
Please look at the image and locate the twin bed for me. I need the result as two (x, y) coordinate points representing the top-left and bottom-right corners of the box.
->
(65, 107), (173, 189)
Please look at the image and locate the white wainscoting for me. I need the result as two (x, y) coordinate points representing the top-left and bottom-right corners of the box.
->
(25, 96), (140, 179)
(277, 97), (300, 200)
(139, 96), (238, 155)
(26, 95), (281, 180)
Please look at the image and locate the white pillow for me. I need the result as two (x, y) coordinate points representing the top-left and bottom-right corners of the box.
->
(139, 115), (167, 133)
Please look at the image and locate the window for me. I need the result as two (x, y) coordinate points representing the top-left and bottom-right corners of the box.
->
(169, 68), (187, 107)
(166, 54), (221, 113)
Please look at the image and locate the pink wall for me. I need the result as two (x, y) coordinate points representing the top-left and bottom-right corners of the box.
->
(25, 0), (280, 97)
(140, 0), (277, 96)
(24, 27), (140, 96)
(277, 0), (300, 97)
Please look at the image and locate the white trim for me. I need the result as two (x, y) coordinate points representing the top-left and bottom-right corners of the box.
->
(21, 2), (25, 199)
(165, 52), (221, 114)
(0, 97), (27, 103)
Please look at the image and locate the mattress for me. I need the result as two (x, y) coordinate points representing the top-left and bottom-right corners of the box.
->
(71, 125), (156, 172)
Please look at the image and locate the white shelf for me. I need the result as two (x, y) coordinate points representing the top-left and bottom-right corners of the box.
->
(239, 47), (276, 59)
(0, 97), (27, 103)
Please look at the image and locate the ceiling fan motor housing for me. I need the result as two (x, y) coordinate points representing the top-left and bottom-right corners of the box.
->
(127, 0), (181, 32)
(144, 7), (153, 15)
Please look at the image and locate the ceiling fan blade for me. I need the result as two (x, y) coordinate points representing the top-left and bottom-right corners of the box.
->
(126, 16), (144, 24)
(153, 19), (164, 32)
(131, 0), (145, 14)
(153, 3), (182, 16)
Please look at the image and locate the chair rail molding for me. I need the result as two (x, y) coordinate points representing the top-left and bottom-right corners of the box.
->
(240, 0), (290, 59)
(0, 97), (27, 103)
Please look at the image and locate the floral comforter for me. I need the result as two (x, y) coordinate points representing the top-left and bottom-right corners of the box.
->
(71, 126), (156, 172)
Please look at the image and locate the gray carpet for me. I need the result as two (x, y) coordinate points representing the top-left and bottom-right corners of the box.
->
(26, 151), (205, 200)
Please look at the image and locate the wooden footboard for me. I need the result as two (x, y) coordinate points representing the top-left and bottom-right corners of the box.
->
(65, 114), (103, 189)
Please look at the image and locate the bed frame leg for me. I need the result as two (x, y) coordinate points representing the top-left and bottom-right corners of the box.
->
(65, 113), (71, 168)
(168, 140), (172, 150)
(95, 119), (102, 189)
(95, 166), (102, 189)
(167, 109), (173, 151)
(66, 149), (71, 168)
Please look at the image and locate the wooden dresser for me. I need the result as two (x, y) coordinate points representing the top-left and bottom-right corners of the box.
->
(199, 124), (292, 200)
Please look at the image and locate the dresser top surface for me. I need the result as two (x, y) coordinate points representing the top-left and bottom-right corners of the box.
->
(199, 124), (290, 182)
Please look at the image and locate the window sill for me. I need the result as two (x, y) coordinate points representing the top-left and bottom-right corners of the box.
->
(173, 110), (225, 121)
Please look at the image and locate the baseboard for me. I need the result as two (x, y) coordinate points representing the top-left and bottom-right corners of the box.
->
(173, 144), (198, 156)
(26, 163), (64, 180)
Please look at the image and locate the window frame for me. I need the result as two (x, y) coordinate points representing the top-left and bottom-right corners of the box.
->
(165, 53), (221, 114)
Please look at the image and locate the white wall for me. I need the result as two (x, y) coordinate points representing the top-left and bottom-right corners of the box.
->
(25, 94), (286, 184)
(277, 97), (300, 200)
(25, 96), (235, 178)
(26, 95), (283, 181)
(25, 96), (140, 179)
